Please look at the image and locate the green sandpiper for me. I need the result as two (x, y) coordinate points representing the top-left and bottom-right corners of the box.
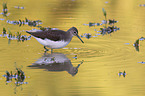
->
(26, 27), (84, 52)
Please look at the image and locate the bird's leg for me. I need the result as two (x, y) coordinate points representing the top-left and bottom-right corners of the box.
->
(51, 49), (53, 53)
(76, 60), (84, 68)
(44, 46), (49, 52)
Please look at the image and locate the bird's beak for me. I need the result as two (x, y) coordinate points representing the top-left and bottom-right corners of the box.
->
(76, 34), (84, 43)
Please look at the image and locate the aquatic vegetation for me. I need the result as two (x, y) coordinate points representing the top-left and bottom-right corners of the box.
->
(73, 55), (77, 59)
(138, 61), (145, 64)
(83, 8), (119, 35)
(0, 27), (8, 37)
(2, 2), (8, 14)
(139, 37), (145, 41)
(40, 27), (52, 31)
(102, 8), (107, 22)
(26, 18), (42, 27)
(133, 39), (139, 52)
(133, 37), (145, 52)
(98, 8), (119, 35)
(0, 28), (31, 42)
(7, 17), (42, 27)
(8, 33), (31, 42)
(99, 26), (120, 35)
(3, 2), (7, 9)
(88, 22), (95, 27)
(8, 29), (12, 38)
(126, 37), (145, 52)
(80, 33), (99, 39)
(83, 33), (92, 39)
(139, 4), (145, 7)
(3, 68), (28, 94)
(14, 6), (24, 9)
(27, 27), (59, 32)
(1, 2), (9, 17)
(40, 27), (47, 31)
(101, 20), (107, 25)
(124, 43), (130, 45)
(118, 71), (126, 77)
(0, 18), (4, 20)
(108, 19), (118, 25)
(3, 68), (27, 84)
(100, 19), (118, 26)
(83, 22), (101, 27)
(3, 27), (6, 36)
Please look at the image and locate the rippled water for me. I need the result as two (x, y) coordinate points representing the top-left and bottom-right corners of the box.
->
(0, 0), (145, 96)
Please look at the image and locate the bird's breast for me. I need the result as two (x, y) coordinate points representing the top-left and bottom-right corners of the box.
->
(35, 37), (71, 49)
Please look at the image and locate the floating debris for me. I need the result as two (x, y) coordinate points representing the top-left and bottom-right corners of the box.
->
(7, 17), (42, 27)
(14, 6), (24, 9)
(133, 39), (139, 52)
(118, 71), (126, 77)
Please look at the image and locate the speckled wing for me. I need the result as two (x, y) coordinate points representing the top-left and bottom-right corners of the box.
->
(26, 30), (66, 41)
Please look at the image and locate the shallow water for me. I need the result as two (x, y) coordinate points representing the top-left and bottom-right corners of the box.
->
(0, 0), (145, 96)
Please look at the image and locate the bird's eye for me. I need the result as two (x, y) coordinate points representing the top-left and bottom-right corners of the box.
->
(74, 31), (77, 34)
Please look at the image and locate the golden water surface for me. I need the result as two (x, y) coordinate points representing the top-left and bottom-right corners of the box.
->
(0, 0), (145, 96)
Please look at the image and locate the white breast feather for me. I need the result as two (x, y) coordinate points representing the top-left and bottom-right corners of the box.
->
(34, 37), (70, 49)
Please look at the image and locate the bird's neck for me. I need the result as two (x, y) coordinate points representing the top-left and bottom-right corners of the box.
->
(66, 31), (73, 40)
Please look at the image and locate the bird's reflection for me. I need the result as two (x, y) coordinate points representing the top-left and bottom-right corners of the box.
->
(28, 52), (83, 76)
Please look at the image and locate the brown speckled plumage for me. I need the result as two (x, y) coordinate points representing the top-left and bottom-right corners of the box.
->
(26, 29), (72, 41)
